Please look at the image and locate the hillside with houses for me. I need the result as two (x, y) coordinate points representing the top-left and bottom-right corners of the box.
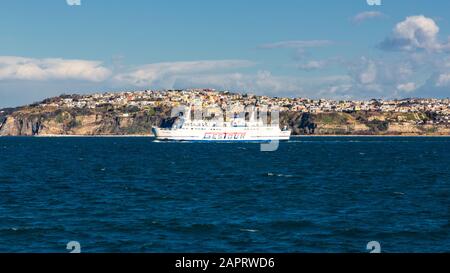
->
(1, 89), (450, 136)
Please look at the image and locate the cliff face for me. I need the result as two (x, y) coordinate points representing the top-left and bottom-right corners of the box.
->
(0, 107), (173, 136)
(280, 111), (450, 136)
(1, 106), (450, 136)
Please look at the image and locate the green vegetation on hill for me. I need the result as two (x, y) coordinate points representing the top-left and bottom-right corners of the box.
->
(313, 112), (351, 125)
(1, 102), (450, 136)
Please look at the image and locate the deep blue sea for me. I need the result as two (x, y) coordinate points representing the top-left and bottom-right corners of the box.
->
(0, 137), (449, 253)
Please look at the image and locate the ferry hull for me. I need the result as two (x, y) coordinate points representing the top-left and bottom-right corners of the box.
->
(152, 127), (291, 142)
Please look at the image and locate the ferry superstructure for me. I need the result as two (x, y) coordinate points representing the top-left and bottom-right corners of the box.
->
(152, 108), (291, 142)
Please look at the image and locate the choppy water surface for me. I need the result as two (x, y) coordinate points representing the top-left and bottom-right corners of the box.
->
(0, 137), (449, 252)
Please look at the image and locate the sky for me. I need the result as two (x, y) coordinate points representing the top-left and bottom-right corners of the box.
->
(1, 0), (450, 108)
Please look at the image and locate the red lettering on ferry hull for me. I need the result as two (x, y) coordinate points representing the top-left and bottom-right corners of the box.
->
(203, 132), (246, 140)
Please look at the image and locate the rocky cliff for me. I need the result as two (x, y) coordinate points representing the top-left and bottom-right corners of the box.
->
(0, 106), (173, 136)
(1, 105), (449, 136)
(280, 111), (450, 136)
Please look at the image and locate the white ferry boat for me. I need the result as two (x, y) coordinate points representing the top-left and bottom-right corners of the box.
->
(152, 109), (291, 142)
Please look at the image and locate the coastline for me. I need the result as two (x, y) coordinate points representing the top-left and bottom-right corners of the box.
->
(35, 134), (153, 137)
(293, 134), (450, 137)
(1, 134), (450, 137)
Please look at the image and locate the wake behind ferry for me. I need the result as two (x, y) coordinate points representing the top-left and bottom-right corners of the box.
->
(152, 107), (291, 142)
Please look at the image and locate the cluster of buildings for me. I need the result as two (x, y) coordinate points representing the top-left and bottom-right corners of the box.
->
(36, 88), (450, 117)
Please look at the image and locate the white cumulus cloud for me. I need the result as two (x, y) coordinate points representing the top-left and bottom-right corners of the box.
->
(354, 58), (378, 85)
(172, 70), (303, 96)
(0, 56), (111, 82)
(397, 82), (417, 92)
(114, 60), (254, 87)
(351, 11), (385, 24)
(436, 73), (450, 87)
(259, 40), (333, 49)
(114, 59), (353, 98)
(296, 60), (329, 71)
(379, 15), (450, 52)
